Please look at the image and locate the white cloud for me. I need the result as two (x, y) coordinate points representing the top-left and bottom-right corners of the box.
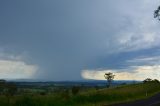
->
(0, 59), (38, 79)
(81, 65), (160, 81)
(105, 0), (160, 53)
(0, 51), (38, 79)
(83, 1), (160, 56)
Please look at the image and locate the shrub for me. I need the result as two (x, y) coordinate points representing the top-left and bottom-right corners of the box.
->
(153, 79), (160, 83)
(143, 78), (152, 83)
(72, 86), (80, 95)
(143, 78), (160, 83)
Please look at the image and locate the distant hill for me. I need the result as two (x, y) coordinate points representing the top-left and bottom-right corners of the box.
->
(6, 79), (140, 87)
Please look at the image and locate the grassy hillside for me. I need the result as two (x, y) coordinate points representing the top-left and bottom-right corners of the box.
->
(0, 82), (160, 106)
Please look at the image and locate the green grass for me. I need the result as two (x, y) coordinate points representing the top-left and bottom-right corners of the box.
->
(0, 82), (160, 106)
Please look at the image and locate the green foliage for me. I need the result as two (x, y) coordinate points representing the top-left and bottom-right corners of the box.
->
(15, 96), (35, 106)
(71, 82), (160, 105)
(60, 89), (70, 100)
(0, 80), (17, 96)
(143, 78), (160, 83)
(72, 86), (80, 95)
(153, 79), (160, 83)
(0, 80), (6, 95)
(6, 82), (17, 96)
(104, 72), (115, 87)
(0, 82), (159, 106)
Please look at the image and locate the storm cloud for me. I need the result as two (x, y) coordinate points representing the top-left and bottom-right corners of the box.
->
(0, 0), (160, 80)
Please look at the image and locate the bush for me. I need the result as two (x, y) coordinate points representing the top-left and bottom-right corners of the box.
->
(143, 78), (160, 83)
(72, 86), (80, 95)
(153, 79), (160, 83)
(143, 78), (153, 83)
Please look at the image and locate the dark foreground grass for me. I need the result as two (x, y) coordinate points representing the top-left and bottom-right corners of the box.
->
(0, 82), (160, 106)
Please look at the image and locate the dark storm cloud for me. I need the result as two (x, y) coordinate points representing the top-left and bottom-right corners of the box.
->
(0, 0), (160, 80)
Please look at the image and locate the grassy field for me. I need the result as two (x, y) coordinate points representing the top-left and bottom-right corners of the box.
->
(0, 82), (160, 106)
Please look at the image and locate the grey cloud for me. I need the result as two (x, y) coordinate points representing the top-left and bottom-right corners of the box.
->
(0, 0), (160, 80)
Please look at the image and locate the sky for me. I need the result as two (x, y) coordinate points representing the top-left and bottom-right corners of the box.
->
(0, 0), (160, 81)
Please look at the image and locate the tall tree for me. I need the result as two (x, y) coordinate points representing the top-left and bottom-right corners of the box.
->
(104, 72), (115, 88)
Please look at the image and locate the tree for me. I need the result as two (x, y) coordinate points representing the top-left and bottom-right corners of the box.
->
(104, 72), (115, 88)
(143, 78), (152, 83)
(143, 78), (160, 83)
(153, 79), (160, 83)
(154, 5), (160, 20)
